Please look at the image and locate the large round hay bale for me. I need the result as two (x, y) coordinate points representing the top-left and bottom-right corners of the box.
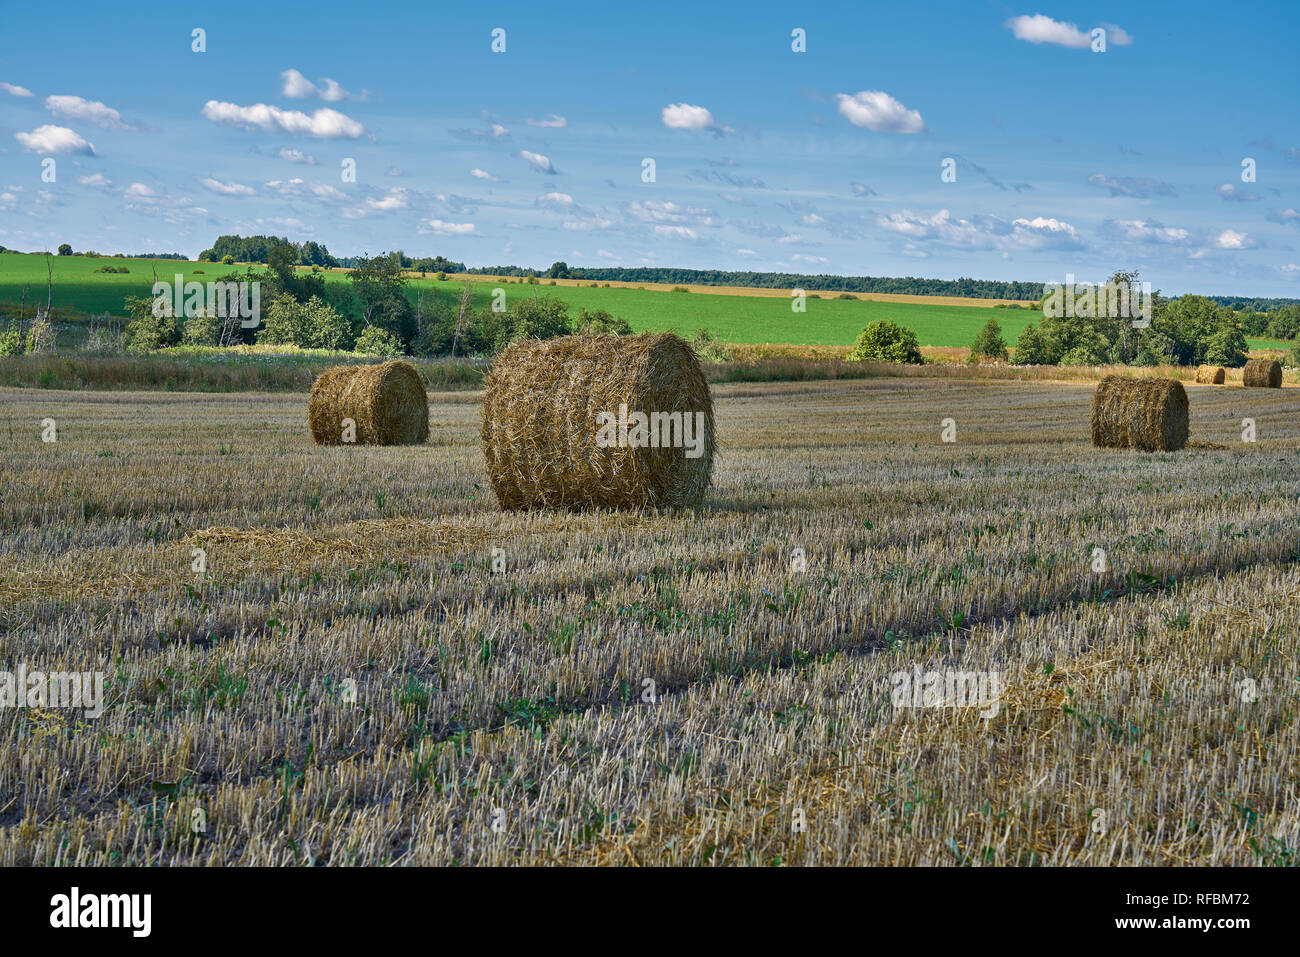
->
(1090, 375), (1189, 452)
(1194, 364), (1225, 385)
(482, 333), (715, 510)
(308, 359), (429, 445)
(1242, 357), (1282, 388)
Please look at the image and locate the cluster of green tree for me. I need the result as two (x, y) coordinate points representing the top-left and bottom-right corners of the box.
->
(1013, 290), (1250, 367)
(472, 266), (1045, 300)
(1205, 296), (1300, 312)
(332, 253), (465, 273)
(1235, 305), (1300, 341)
(121, 245), (631, 358)
(49, 244), (185, 259)
(197, 235), (338, 268)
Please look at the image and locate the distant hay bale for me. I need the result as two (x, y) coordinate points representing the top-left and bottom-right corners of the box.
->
(308, 359), (429, 445)
(482, 333), (715, 510)
(1194, 364), (1225, 385)
(1090, 375), (1189, 452)
(1242, 357), (1282, 388)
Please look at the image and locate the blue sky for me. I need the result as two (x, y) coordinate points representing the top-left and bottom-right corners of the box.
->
(1, 0), (1298, 295)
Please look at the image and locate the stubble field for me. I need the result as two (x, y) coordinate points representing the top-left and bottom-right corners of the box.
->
(1, 377), (1298, 865)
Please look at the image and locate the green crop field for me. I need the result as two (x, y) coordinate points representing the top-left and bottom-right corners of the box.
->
(0, 252), (1038, 349)
(1, 252), (1292, 353)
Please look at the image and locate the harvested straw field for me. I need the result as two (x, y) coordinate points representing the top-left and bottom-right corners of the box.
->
(481, 333), (714, 510)
(1243, 357), (1283, 389)
(308, 360), (429, 446)
(1090, 376), (1189, 452)
(1195, 365), (1226, 385)
(2, 377), (1299, 866)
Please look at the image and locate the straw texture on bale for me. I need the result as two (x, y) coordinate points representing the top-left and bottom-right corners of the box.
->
(1194, 365), (1226, 385)
(1242, 357), (1282, 388)
(482, 333), (715, 510)
(308, 360), (429, 445)
(1090, 375), (1189, 452)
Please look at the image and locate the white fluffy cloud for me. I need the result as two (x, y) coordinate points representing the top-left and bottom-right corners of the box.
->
(14, 125), (96, 155)
(278, 147), (317, 165)
(470, 168), (500, 182)
(1215, 228), (1255, 249)
(518, 150), (556, 174)
(427, 219), (478, 236)
(537, 191), (574, 206)
(877, 209), (1082, 250)
(366, 188), (408, 211)
(201, 101), (365, 138)
(1005, 14), (1132, 48)
(661, 103), (730, 133)
(653, 225), (698, 240)
(1, 82), (33, 97)
(263, 177), (349, 203)
(624, 199), (716, 228)
(45, 95), (131, 130)
(280, 69), (354, 102)
(1112, 219), (1190, 244)
(77, 173), (112, 187)
(200, 177), (255, 196)
(526, 114), (567, 128)
(835, 91), (924, 134)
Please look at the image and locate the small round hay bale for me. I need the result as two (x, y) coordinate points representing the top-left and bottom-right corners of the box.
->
(1242, 357), (1282, 388)
(482, 333), (715, 510)
(308, 359), (429, 445)
(1090, 375), (1189, 452)
(1194, 364), (1225, 385)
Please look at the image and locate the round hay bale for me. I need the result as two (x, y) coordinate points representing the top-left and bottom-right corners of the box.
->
(482, 333), (715, 510)
(1194, 364), (1225, 385)
(1242, 357), (1282, 388)
(307, 359), (429, 445)
(1090, 375), (1189, 452)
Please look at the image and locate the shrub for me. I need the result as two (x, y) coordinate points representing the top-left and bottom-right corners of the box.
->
(354, 325), (404, 357)
(0, 328), (22, 356)
(24, 316), (57, 354)
(672, 286), (690, 293)
(122, 295), (181, 353)
(691, 327), (732, 362)
(486, 295), (571, 352)
(848, 320), (922, 364)
(1013, 322), (1051, 365)
(837, 293), (856, 300)
(182, 314), (223, 346)
(221, 254), (235, 265)
(575, 308), (633, 336)
(1057, 332), (1111, 366)
(435, 271), (447, 281)
(969, 317), (1008, 361)
(258, 295), (353, 351)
